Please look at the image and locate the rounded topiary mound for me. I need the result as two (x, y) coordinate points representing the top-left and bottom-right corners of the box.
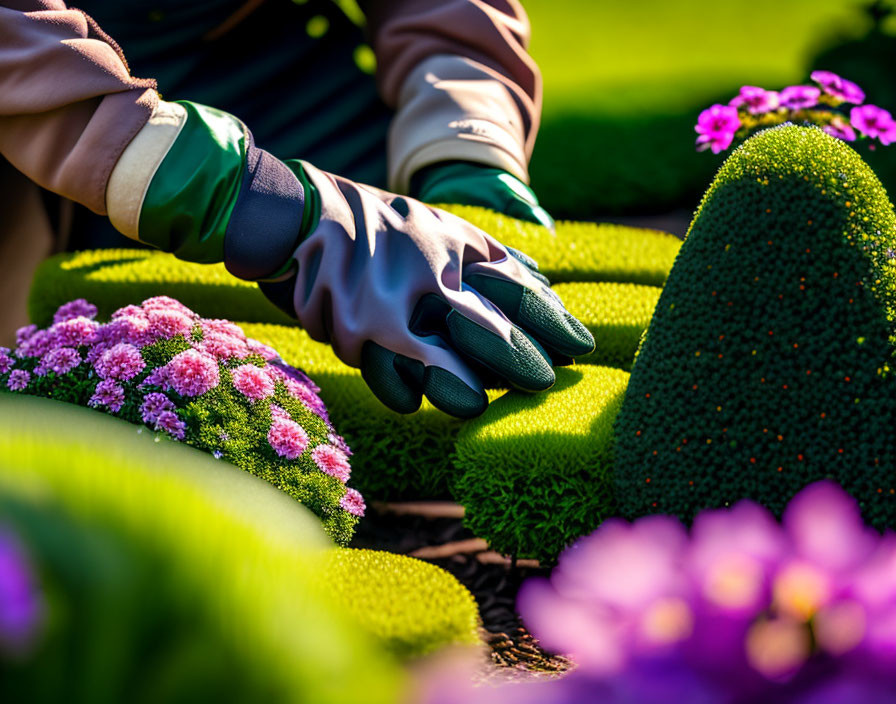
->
(615, 125), (896, 526)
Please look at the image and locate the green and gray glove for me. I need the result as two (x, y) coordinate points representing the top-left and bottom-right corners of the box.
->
(411, 161), (554, 231)
(109, 101), (593, 418)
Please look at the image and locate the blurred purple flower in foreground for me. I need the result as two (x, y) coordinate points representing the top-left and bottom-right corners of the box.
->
(0, 528), (42, 656)
(810, 70), (865, 105)
(695, 104), (740, 154)
(422, 482), (896, 704)
(851, 104), (896, 144)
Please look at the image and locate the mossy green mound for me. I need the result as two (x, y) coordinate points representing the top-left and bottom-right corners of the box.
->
(454, 365), (629, 564)
(615, 125), (896, 526)
(0, 394), (402, 703)
(554, 282), (661, 369)
(323, 548), (479, 658)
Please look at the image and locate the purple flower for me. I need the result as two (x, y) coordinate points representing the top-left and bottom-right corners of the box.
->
(164, 349), (219, 397)
(729, 86), (780, 114)
(50, 316), (99, 348)
(146, 309), (194, 341)
(823, 117), (857, 142)
(15, 325), (37, 347)
(850, 104), (896, 140)
(89, 379), (125, 412)
(198, 333), (248, 361)
(811, 70), (865, 105)
(52, 298), (97, 324)
(95, 343), (145, 381)
(140, 392), (175, 426)
(327, 432), (352, 457)
(779, 85), (822, 110)
(155, 409), (186, 440)
(246, 338), (278, 361)
(6, 370), (29, 392)
(0, 348), (12, 375)
(0, 529), (43, 654)
(42, 347), (81, 375)
(15, 330), (53, 359)
(102, 315), (150, 346)
(340, 488), (366, 517)
(202, 319), (246, 341)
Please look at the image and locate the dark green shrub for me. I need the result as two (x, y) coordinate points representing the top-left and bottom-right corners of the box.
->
(615, 125), (896, 525)
(454, 365), (629, 564)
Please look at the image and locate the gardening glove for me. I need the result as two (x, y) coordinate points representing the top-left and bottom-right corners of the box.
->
(410, 161), (555, 231)
(108, 101), (593, 419)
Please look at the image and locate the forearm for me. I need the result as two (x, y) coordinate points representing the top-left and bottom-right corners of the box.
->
(363, 0), (542, 192)
(0, 1), (157, 214)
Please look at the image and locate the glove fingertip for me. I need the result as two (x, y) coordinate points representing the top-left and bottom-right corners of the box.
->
(423, 366), (488, 419)
(360, 341), (423, 414)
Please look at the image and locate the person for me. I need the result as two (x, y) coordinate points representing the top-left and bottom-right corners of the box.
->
(0, 0), (594, 418)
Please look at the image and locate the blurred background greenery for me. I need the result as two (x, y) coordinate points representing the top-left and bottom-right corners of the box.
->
(524, 0), (896, 221)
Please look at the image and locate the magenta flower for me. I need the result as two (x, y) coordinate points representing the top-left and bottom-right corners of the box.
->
(850, 104), (896, 140)
(146, 309), (194, 341)
(0, 348), (12, 375)
(779, 85), (822, 110)
(102, 314), (150, 346)
(95, 343), (145, 381)
(311, 444), (351, 483)
(231, 364), (275, 401)
(246, 338), (278, 361)
(328, 432), (353, 457)
(823, 117), (857, 142)
(0, 529), (43, 654)
(880, 122), (896, 147)
(695, 104), (740, 154)
(155, 409), (186, 440)
(42, 347), (81, 375)
(270, 404), (292, 422)
(202, 319), (246, 341)
(6, 370), (29, 392)
(50, 317), (99, 348)
(340, 488), (366, 517)
(268, 418), (309, 459)
(811, 70), (865, 105)
(89, 379), (125, 413)
(111, 304), (146, 320)
(140, 392), (175, 426)
(729, 86), (780, 114)
(164, 349), (219, 397)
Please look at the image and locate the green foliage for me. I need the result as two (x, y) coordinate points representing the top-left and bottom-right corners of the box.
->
(555, 282), (661, 369)
(454, 365), (629, 564)
(323, 548), (480, 658)
(615, 125), (896, 527)
(0, 394), (403, 704)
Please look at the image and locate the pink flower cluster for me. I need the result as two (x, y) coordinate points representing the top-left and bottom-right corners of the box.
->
(0, 297), (363, 521)
(696, 70), (895, 154)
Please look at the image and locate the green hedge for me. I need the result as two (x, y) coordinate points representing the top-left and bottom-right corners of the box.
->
(28, 207), (679, 328)
(615, 125), (896, 526)
(323, 549), (479, 659)
(554, 282), (661, 370)
(453, 365), (630, 564)
(0, 394), (401, 704)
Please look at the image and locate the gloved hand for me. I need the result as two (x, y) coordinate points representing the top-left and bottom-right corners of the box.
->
(410, 161), (555, 231)
(119, 102), (593, 418)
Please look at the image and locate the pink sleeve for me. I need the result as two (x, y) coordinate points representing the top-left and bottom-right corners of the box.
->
(0, 1), (157, 214)
(363, 0), (542, 191)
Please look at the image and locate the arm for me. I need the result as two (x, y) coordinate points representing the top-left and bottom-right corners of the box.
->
(0, 1), (157, 214)
(363, 0), (541, 193)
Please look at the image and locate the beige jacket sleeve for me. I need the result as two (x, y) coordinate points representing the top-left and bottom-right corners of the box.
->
(363, 0), (542, 193)
(0, 1), (157, 214)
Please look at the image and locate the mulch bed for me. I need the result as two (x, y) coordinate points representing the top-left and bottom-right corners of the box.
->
(350, 501), (571, 675)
